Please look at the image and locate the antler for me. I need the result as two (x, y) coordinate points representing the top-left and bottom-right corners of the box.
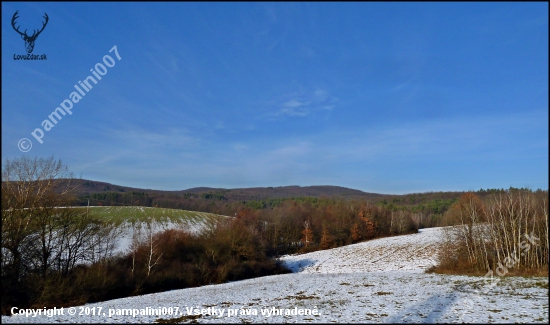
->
(29, 13), (49, 39)
(11, 11), (49, 40)
(11, 10), (26, 37)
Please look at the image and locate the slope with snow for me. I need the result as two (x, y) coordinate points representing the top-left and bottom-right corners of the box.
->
(88, 206), (227, 255)
(280, 227), (442, 274)
(113, 219), (214, 255)
(3, 227), (548, 323)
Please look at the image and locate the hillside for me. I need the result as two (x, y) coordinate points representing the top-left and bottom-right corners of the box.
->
(80, 206), (227, 255)
(66, 179), (386, 200)
(3, 227), (547, 323)
(59, 179), (468, 219)
(181, 185), (383, 200)
(80, 205), (226, 225)
(53, 180), (542, 232)
(280, 227), (442, 274)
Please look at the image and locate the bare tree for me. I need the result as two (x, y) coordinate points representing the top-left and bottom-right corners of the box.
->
(144, 221), (162, 277)
(2, 156), (75, 280)
(438, 189), (548, 273)
(301, 220), (313, 247)
(1, 156), (116, 309)
(129, 223), (142, 279)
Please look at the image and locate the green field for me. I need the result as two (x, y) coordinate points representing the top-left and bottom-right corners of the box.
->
(75, 206), (226, 225)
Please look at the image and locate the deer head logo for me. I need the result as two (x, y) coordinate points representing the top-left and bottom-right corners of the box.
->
(11, 11), (49, 54)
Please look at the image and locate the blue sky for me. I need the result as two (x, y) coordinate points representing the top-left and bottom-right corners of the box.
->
(2, 2), (548, 193)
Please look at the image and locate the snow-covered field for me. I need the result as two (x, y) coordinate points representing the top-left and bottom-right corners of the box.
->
(113, 219), (213, 255)
(281, 227), (442, 274)
(3, 227), (548, 323)
(91, 206), (227, 255)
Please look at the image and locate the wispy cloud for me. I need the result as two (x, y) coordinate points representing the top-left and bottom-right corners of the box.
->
(269, 88), (338, 118)
(279, 99), (310, 116)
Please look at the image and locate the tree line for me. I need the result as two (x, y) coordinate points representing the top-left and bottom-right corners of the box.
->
(436, 190), (548, 275)
(76, 182), (535, 231)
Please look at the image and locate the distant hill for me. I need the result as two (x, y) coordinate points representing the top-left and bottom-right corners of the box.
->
(51, 179), (496, 221)
(65, 179), (390, 201)
(66, 179), (161, 196)
(182, 185), (387, 200)
(39, 178), (537, 229)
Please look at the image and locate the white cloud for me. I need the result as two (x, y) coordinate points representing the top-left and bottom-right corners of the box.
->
(284, 99), (307, 108)
(279, 107), (310, 116)
(314, 89), (328, 100)
(270, 88), (337, 118)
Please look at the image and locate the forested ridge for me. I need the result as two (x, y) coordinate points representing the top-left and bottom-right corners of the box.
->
(64, 179), (539, 230)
